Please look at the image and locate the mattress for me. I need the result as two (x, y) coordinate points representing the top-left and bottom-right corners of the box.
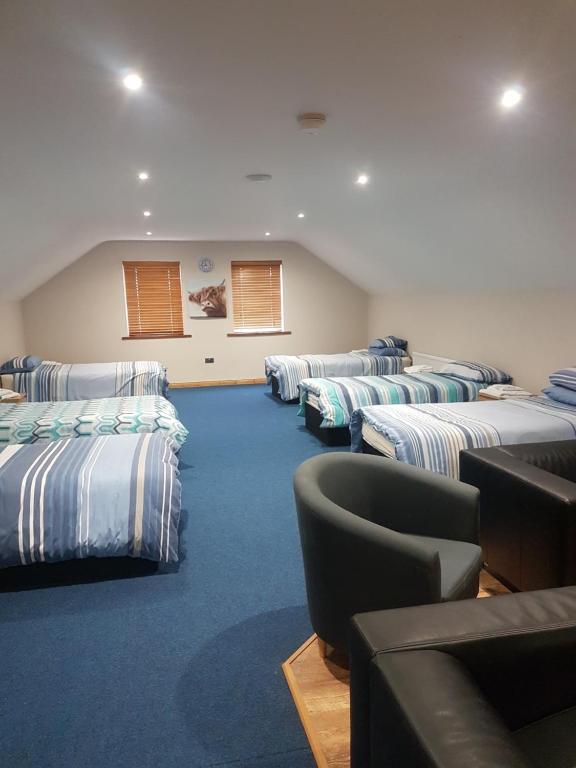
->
(0, 395), (188, 449)
(350, 396), (576, 478)
(299, 372), (484, 428)
(13, 361), (168, 402)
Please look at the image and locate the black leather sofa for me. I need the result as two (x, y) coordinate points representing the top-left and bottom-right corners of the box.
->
(460, 440), (576, 591)
(350, 587), (576, 768)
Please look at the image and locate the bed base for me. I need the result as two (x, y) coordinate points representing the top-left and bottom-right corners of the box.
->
(304, 402), (351, 447)
(360, 438), (388, 457)
(270, 375), (299, 403)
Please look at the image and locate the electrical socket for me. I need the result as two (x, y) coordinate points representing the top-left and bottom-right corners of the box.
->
(205, 357), (214, 364)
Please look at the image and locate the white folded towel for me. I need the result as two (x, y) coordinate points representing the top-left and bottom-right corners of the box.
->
(404, 365), (434, 374)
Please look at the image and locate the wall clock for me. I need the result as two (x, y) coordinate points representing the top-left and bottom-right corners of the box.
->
(198, 257), (215, 273)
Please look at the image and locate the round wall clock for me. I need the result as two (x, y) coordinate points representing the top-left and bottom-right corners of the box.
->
(198, 257), (215, 273)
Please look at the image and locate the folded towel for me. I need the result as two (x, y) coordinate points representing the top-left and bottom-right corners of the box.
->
(404, 365), (434, 374)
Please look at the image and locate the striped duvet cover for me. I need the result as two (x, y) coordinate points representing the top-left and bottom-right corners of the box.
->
(299, 373), (484, 427)
(13, 361), (168, 402)
(0, 432), (181, 568)
(350, 396), (576, 478)
(0, 395), (188, 449)
(265, 351), (406, 402)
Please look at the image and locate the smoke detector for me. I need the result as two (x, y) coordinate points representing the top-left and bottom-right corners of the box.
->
(297, 112), (327, 134)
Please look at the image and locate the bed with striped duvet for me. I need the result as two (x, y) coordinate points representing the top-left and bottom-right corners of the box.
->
(0, 432), (181, 569)
(350, 396), (576, 478)
(265, 351), (407, 402)
(12, 361), (168, 402)
(299, 372), (484, 428)
(0, 395), (188, 449)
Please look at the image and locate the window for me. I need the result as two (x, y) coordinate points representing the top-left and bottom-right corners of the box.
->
(122, 261), (187, 339)
(230, 260), (286, 335)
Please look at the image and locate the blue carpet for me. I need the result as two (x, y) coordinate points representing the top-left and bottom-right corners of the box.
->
(0, 385), (345, 767)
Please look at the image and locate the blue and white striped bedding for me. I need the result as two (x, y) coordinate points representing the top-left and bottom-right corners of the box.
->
(0, 432), (181, 568)
(299, 373), (484, 427)
(350, 396), (576, 478)
(12, 361), (168, 402)
(0, 395), (188, 449)
(265, 351), (407, 402)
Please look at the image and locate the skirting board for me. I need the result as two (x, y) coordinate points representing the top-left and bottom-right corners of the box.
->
(283, 571), (509, 768)
(170, 377), (267, 388)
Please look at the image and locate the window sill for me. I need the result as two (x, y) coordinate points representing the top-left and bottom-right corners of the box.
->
(227, 331), (292, 338)
(122, 334), (192, 340)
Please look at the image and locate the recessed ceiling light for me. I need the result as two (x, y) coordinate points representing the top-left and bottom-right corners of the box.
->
(265, 232), (271, 237)
(123, 73), (143, 91)
(143, 210), (152, 217)
(500, 86), (523, 109)
(146, 231), (152, 236)
(138, 171), (149, 181)
(297, 212), (305, 219)
(356, 173), (369, 186)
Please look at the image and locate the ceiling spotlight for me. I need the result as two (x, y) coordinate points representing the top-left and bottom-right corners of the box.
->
(138, 171), (149, 181)
(265, 232), (271, 237)
(356, 173), (369, 186)
(143, 210), (151, 217)
(123, 73), (143, 91)
(500, 86), (524, 109)
(297, 212), (305, 219)
(146, 231), (152, 236)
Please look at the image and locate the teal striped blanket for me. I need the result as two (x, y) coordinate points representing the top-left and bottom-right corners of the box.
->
(350, 396), (576, 478)
(0, 395), (188, 449)
(265, 351), (406, 401)
(299, 373), (483, 427)
(0, 432), (181, 568)
(12, 361), (168, 402)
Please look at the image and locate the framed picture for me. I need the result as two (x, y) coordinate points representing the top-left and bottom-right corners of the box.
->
(187, 279), (227, 318)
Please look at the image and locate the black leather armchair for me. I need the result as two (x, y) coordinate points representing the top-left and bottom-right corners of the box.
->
(293, 453), (482, 653)
(350, 587), (576, 768)
(460, 440), (576, 591)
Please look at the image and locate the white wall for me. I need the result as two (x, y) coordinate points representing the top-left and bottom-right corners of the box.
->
(23, 241), (369, 383)
(0, 301), (26, 362)
(369, 293), (576, 393)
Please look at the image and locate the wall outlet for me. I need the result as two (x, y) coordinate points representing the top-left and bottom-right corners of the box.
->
(204, 357), (214, 364)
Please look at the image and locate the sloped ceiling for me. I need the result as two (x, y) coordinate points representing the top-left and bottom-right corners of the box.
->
(1, 0), (575, 299)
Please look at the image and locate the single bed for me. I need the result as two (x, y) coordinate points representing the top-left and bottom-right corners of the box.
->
(12, 360), (168, 402)
(299, 372), (485, 445)
(0, 395), (188, 449)
(350, 396), (576, 478)
(0, 432), (181, 569)
(265, 350), (410, 402)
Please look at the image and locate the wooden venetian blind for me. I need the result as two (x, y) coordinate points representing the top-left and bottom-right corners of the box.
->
(122, 261), (185, 338)
(231, 260), (283, 332)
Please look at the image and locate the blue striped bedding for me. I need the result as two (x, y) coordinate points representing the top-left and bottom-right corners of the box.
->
(0, 396), (188, 449)
(299, 373), (484, 427)
(265, 351), (407, 401)
(0, 432), (181, 568)
(12, 361), (168, 402)
(350, 396), (576, 478)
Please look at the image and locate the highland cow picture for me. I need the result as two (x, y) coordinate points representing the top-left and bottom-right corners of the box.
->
(188, 279), (227, 318)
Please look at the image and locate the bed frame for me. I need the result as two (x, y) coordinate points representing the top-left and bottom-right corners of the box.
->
(360, 438), (387, 457)
(304, 402), (351, 446)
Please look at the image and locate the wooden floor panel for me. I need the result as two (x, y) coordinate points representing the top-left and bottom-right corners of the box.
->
(283, 570), (509, 768)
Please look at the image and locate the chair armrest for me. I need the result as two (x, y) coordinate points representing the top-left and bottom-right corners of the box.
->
(460, 448), (576, 507)
(368, 650), (531, 768)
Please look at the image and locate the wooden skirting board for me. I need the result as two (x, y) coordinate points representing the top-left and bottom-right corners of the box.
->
(170, 377), (267, 388)
(282, 571), (509, 768)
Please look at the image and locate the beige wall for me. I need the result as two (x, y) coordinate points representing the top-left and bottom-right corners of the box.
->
(23, 241), (369, 383)
(0, 301), (26, 362)
(370, 293), (576, 394)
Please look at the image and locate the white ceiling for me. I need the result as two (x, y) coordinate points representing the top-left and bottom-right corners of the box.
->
(1, 0), (576, 299)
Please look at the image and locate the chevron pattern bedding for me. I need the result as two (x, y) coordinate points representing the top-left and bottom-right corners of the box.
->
(350, 396), (576, 478)
(299, 372), (484, 427)
(12, 361), (168, 402)
(0, 432), (181, 568)
(265, 351), (406, 401)
(0, 395), (188, 449)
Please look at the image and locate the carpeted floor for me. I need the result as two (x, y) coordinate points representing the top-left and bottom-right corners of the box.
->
(0, 385), (344, 768)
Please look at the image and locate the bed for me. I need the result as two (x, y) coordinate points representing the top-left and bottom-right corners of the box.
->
(350, 396), (576, 478)
(299, 372), (485, 445)
(0, 395), (188, 449)
(11, 360), (168, 402)
(0, 432), (181, 569)
(265, 350), (410, 402)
